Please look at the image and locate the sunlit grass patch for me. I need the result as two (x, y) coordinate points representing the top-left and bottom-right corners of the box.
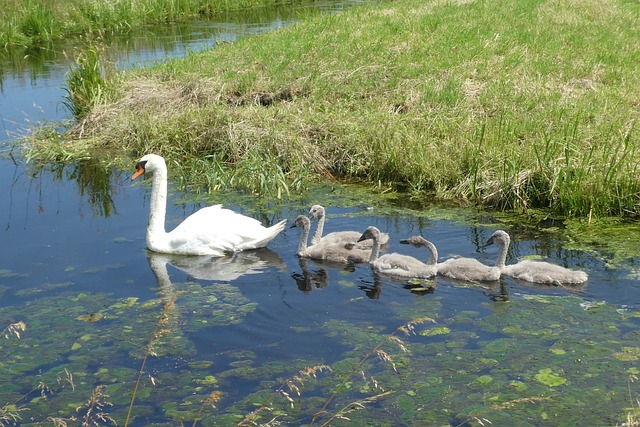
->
(21, 0), (640, 217)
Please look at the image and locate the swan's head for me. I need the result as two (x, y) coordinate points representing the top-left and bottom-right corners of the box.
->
(399, 236), (427, 247)
(290, 215), (310, 230)
(358, 226), (380, 242)
(131, 154), (166, 180)
(484, 230), (511, 248)
(308, 205), (325, 219)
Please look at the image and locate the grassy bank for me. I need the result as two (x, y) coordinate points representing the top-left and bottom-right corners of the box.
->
(25, 0), (640, 217)
(0, 0), (307, 47)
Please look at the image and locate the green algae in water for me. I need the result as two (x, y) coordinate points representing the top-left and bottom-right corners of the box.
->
(535, 368), (567, 387)
(0, 277), (258, 424)
(3, 190), (640, 425)
(338, 280), (356, 288)
(15, 281), (75, 296)
(613, 347), (640, 361)
(77, 313), (103, 322)
(473, 375), (494, 386)
(0, 269), (29, 278)
(195, 375), (218, 386)
(419, 326), (450, 337)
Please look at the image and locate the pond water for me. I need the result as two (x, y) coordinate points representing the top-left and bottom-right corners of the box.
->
(1, 2), (639, 426)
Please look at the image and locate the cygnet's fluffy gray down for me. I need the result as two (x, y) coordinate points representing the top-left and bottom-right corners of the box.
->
(290, 215), (371, 264)
(484, 230), (588, 285)
(503, 260), (588, 285)
(358, 227), (438, 278)
(309, 205), (389, 249)
(437, 229), (510, 282)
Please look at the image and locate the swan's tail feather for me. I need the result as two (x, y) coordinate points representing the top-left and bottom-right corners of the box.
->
(248, 219), (287, 249)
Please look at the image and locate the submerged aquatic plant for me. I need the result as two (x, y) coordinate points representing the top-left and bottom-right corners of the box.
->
(192, 391), (223, 427)
(1, 321), (26, 339)
(124, 290), (182, 426)
(237, 364), (332, 427)
(309, 317), (435, 426)
(78, 385), (116, 426)
(627, 375), (640, 427)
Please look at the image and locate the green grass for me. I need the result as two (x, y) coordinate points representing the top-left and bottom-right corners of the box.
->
(23, 0), (640, 217)
(0, 0), (311, 47)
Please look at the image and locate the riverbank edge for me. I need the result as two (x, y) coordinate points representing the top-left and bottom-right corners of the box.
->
(21, 0), (640, 219)
(0, 0), (311, 47)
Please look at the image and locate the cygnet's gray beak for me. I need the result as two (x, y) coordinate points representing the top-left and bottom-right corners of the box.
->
(481, 237), (495, 248)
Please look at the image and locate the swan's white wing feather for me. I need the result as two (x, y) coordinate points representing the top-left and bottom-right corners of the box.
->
(165, 205), (285, 255)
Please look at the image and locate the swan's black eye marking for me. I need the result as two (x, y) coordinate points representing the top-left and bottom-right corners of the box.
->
(132, 160), (148, 180)
(135, 160), (147, 173)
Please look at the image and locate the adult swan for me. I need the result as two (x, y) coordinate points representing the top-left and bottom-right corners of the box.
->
(132, 154), (286, 256)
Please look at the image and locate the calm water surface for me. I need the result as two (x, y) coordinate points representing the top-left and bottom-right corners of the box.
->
(0, 2), (638, 426)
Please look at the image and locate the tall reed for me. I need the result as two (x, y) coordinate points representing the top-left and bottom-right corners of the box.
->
(0, 0), (308, 47)
(62, 43), (114, 120)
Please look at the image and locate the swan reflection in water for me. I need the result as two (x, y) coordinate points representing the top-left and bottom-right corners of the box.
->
(357, 273), (438, 300)
(290, 258), (329, 294)
(147, 248), (286, 300)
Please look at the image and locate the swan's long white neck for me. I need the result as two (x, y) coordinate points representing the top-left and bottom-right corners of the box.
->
(311, 213), (325, 246)
(147, 162), (168, 245)
(297, 221), (310, 256)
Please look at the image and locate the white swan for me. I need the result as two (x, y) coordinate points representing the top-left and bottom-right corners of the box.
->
(486, 230), (588, 285)
(437, 230), (509, 282)
(290, 215), (371, 264)
(358, 226), (438, 278)
(308, 205), (389, 248)
(131, 154), (286, 256)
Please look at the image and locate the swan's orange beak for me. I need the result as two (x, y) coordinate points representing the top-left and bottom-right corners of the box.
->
(132, 164), (145, 180)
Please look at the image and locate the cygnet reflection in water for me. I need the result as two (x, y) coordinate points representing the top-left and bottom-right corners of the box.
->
(291, 258), (330, 294)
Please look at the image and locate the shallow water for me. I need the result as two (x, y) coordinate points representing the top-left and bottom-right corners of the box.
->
(0, 158), (637, 426)
(0, 1), (639, 425)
